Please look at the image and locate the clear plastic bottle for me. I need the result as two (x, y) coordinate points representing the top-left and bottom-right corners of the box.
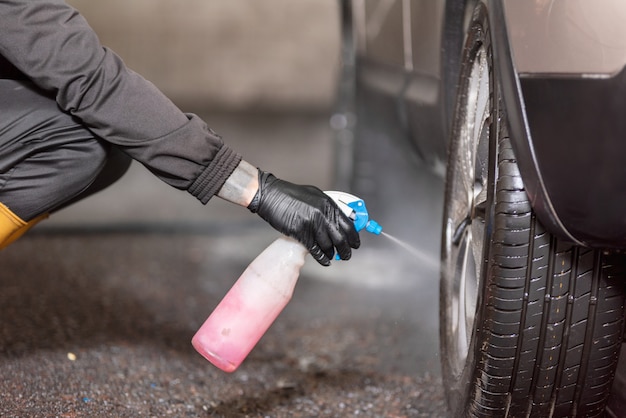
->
(191, 236), (308, 372)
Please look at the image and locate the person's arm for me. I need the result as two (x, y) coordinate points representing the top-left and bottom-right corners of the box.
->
(0, 0), (241, 202)
(0, 0), (360, 265)
(216, 161), (259, 207)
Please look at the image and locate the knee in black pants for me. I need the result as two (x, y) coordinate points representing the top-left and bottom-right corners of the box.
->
(54, 145), (132, 213)
(0, 79), (132, 220)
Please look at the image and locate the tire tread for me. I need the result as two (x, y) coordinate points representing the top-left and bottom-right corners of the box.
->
(468, 134), (626, 417)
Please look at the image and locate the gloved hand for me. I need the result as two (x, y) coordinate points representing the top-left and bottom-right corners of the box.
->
(248, 170), (360, 266)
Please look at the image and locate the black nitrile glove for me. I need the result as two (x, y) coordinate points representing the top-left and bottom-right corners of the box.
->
(248, 170), (360, 266)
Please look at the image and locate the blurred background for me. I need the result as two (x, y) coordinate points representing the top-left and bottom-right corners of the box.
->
(47, 0), (443, 373)
(35, 0), (443, 374)
(44, 3), (443, 362)
(67, 0), (341, 112)
(52, 0), (344, 226)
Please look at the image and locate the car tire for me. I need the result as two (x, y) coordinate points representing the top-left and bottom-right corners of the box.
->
(440, 3), (626, 417)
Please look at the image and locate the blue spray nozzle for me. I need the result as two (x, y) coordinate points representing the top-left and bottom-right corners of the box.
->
(324, 191), (383, 260)
(365, 219), (383, 235)
(346, 200), (382, 235)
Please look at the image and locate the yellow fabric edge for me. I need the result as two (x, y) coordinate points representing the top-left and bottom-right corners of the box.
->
(0, 202), (26, 228)
(0, 204), (48, 250)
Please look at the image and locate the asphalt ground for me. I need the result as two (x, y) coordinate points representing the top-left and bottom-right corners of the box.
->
(0, 112), (447, 417)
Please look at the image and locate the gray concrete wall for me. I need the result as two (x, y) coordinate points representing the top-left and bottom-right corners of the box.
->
(67, 0), (342, 111)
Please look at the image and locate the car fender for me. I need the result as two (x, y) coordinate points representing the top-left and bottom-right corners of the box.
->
(490, 0), (626, 247)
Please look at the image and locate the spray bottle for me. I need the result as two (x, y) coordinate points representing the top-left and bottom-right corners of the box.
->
(191, 191), (382, 372)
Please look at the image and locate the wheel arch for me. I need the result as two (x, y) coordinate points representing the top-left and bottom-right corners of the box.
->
(488, 0), (626, 247)
(486, 0), (583, 245)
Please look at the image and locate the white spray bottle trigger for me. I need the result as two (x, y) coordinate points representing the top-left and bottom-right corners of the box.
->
(324, 191), (382, 260)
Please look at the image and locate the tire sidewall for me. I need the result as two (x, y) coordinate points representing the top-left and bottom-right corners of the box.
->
(440, 2), (496, 415)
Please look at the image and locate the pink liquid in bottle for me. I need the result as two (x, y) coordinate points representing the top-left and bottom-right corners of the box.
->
(192, 237), (307, 372)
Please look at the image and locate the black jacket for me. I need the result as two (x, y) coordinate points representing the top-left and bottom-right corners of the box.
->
(0, 0), (242, 204)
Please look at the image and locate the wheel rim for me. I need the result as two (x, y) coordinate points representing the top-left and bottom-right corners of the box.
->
(443, 43), (491, 378)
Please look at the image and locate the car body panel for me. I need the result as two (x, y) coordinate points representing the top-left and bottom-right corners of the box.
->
(347, 0), (626, 247)
(498, 0), (626, 246)
(504, 0), (626, 76)
(353, 0), (445, 74)
(351, 0), (449, 168)
(519, 71), (626, 246)
(356, 0), (405, 69)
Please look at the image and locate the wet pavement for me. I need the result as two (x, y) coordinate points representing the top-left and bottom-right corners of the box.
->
(0, 112), (447, 417)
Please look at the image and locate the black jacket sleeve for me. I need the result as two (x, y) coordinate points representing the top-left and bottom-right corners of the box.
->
(0, 0), (242, 203)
